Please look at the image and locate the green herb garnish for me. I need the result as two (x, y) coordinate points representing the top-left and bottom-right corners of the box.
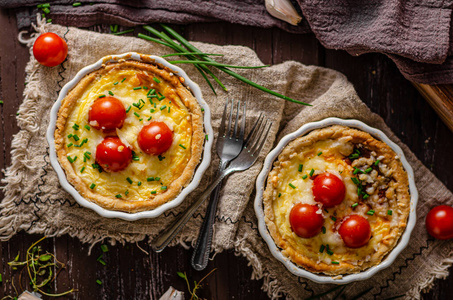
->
(126, 177), (133, 184)
(367, 210), (375, 215)
(288, 183), (296, 189)
(90, 183), (96, 189)
(298, 164), (303, 172)
(309, 168), (315, 177)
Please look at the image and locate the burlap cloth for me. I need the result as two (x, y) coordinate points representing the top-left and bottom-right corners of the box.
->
(2, 19), (453, 299)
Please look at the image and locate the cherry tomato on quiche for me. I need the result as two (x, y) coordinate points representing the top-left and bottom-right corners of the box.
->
(95, 137), (131, 172)
(338, 215), (371, 248)
(138, 121), (173, 155)
(33, 32), (68, 67)
(312, 172), (345, 208)
(425, 205), (453, 240)
(289, 203), (324, 238)
(88, 97), (126, 132)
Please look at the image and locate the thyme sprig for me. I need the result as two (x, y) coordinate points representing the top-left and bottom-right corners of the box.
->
(177, 268), (216, 300)
(5, 236), (75, 298)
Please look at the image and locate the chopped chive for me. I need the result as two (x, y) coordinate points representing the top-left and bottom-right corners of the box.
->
(367, 210), (375, 215)
(157, 92), (165, 100)
(322, 226), (326, 234)
(81, 166), (85, 173)
(97, 258), (106, 266)
(121, 77), (126, 83)
(67, 143), (73, 148)
(278, 193), (281, 197)
(288, 183), (296, 189)
(137, 181), (142, 186)
(83, 156), (86, 162)
(302, 175), (308, 180)
(0, 273), (2, 283)
(168, 106), (171, 113)
(42, 7), (50, 14)
(332, 261), (340, 265)
(134, 112), (140, 117)
(73, 2), (82, 7)
(160, 105), (167, 111)
(47, 19), (52, 23)
(42, 4), (50, 8)
(158, 155), (165, 161)
(375, 159), (380, 166)
(125, 190), (129, 195)
(147, 116), (152, 121)
(84, 125), (91, 131)
(147, 177), (155, 182)
(115, 194), (122, 198)
(331, 216), (337, 221)
(155, 177), (161, 181)
(143, 86), (148, 90)
(388, 210), (393, 215)
(126, 106), (131, 113)
(205, 134), (209, 141)
(126, 177), (133, 184)
(351, 177), (360, 185)
(317, 151), (323, 156)
(179, 144), (186, 149)
(298, 164), (303, 172)
(108, 91), (114, 96)
(362, 194), (369, 199)
(365, 167), (373, 173)
(151, 191), (157, 194)
(309, 169), (315, 177)
(84, 152), (91, 159)
(320, 245), (325, 253)
(326, 249), (334, 256)
(161, 186), (167, 190)
(351, 203), (359, 208)
(139, 118), (143, 121)
(113, 82), (119, 85)
(90, 183), (96, 189)
(72, 124), (79, 130)
(98, 94), (106, 98)
(201, 107), (205, 112)
(153, 77), (161, 83)
(67, 156), (74, 163)
(96, 279), (102, 285)
(133, 87), (142, 90)
(150, 108), (155, 113)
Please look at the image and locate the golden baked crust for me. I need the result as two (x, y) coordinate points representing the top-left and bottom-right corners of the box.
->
(263, 125), (410, 275)
(55, 60), (204, 213)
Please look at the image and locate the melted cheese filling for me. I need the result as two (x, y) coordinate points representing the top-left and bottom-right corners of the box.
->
(272, 138), (397, 266)
(63, 69), (193, 200)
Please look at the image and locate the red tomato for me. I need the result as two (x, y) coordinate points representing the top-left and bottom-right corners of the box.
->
(88, 97), (126, 132)
(338, 215), (371, 248)
(425, 205), (453, 240)
(138, 122), (173, 155)
(32, 32), (68, 67)
(289, 203), (324, 238)
(95, 137), (132, 172)
(312, 172), (345, 208)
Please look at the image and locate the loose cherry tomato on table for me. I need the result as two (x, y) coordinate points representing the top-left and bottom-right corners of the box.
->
(95, 137), (132, 172)
(33, 32), (68, 67)
(312, 172), (346, 208)
(338, 215), (371, 248)
(138, 121), (173, 155)
(425, 205), (453, 240)
(88, 97), (126, 132)
(289, 203), (324, 238)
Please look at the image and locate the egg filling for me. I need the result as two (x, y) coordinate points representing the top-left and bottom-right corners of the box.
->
(55, 60), (204, 213)
(263, 125), (410, 275)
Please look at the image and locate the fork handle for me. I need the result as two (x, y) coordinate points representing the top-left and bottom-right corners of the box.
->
(151, 168), (233, 253)
(191, 161), (227, 271)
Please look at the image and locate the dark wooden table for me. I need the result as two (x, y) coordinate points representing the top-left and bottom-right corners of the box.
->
(1, 8), (452, 300)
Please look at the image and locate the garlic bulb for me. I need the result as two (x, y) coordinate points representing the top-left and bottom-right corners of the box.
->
(265, 0), (302, 26)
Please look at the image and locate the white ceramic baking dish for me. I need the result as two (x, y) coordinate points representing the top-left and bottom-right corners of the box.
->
(254, 117), (418, 284)
(47, 52), (214, 221)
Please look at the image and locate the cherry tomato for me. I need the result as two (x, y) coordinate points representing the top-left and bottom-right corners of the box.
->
(289, 203), (324, 238)
(138, 121), (173, 155)
(95, 137), (132, 172)
(338, 215), (371, 248)
(312, 172), (345, 208)
(88, 97), (126, 132)
(32, 32), (68, 67)
(425, 205), (453, 240)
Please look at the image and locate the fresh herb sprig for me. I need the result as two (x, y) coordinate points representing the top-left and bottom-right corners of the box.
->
(138, 24), (310, 106)
(177, 268), (216, 300)
(6, 236), (75, 298)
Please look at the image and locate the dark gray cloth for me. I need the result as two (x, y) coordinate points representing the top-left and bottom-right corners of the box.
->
(1, 0), (453, 84)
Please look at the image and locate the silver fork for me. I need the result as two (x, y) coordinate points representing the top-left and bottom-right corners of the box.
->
(191, 99), (247, 271)
(151, 115), (272, 253)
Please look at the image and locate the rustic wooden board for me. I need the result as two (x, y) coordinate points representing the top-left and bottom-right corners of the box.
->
(1, 8), (452, 300)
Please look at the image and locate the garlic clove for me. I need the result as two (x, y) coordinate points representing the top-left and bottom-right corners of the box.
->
(265, 0), (302, 26)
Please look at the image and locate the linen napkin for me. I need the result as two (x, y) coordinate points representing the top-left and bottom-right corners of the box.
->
(1, 19), (453, 299)
(2, 0), (453, 85)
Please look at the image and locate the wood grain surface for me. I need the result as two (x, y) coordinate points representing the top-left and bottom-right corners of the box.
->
(1, 8), (453, 300)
